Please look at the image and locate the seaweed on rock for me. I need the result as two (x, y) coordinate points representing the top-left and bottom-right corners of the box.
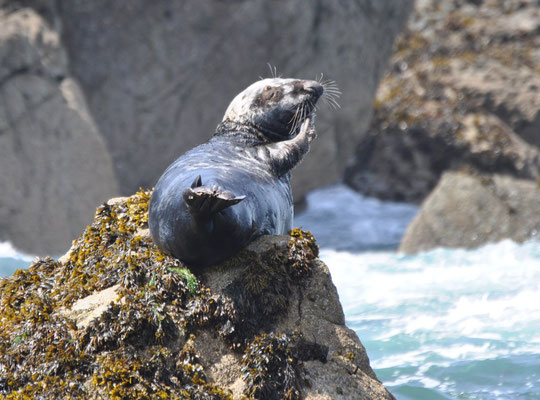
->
(241, 331), (328, 400)
(0, 191), (321, 399)
(241, 333), (301, 400)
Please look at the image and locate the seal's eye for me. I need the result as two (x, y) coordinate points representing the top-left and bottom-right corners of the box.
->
(263, 86), (274, 98)
(260, 85), (282, 102)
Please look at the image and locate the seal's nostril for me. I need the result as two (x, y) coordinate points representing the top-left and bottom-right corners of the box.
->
(305, 83), (323, 99)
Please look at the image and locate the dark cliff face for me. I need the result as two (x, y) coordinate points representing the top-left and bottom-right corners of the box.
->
(0, 192), (393, 400)
(55, 0), (413, 198)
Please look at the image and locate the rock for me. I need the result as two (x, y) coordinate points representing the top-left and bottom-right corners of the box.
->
(200, 235), (388, 399)
(46, 0), (413, 201)
(441, 60), (540, 149)
(399, 171), (540, 253)
(0, 8), (118, 255)
(345, 0), (540, 203)
(344, 109), (540, 203)
(0, 192), (393, 399)
(60, 284), (122, 330)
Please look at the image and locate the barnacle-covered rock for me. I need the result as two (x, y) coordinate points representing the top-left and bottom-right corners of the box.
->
(345, 0), (540, 203)
(0, 192), (393, 399)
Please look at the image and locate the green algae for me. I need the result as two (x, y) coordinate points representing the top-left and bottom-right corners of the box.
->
(168, 267), (199, 294)
(0, 191), (321, 399)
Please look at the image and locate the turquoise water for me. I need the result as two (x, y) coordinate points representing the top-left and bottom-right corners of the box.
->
(0, 242), (33, 277)
(324, 243), (540, 399)
(1, 184), (539, 399)
(297, 185), (540, 399)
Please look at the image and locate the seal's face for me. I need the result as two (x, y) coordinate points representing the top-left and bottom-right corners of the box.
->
(223, 78), (324, 141)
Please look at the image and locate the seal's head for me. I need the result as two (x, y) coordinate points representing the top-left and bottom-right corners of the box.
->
(221, 78), (325, 142)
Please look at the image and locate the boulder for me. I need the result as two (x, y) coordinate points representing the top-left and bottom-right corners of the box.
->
(0, 8), (118, 255)
(399, 171), (540, 253)
(0, 192), (393, 399)
(345, 0), (540, 203)
(49, 0), (413, 200)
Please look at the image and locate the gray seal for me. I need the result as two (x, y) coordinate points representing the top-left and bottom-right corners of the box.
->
(149, 78), (327, 268)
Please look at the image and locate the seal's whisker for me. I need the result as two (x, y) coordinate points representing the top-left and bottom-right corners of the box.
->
(294, 104), (306, 134)
(325, 91), (341, 99)
(291, 103), (302, 125)
(322, 81), (341, 93)
(295, 103), (308, 134)
(324, 91), (340, 102)
(322, 86), (341, 96)
(321, 79), (341, 110)
(321, 80), (339, 89)
(324, 88), (341, 96)
(266, 63), (280, 79)
(289, 103), (303, 135)
(322, 94), (341, 110)
(329, 97), (342, 110)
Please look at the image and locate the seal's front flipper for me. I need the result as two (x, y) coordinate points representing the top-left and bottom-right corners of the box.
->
(264, 118), (315, 176)
(183, 177), (245, 220)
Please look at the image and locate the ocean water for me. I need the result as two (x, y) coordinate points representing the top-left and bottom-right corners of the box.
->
(1, 184), (539, 399)
(0, 242), (33, 277)
(296, 185), (540, 400)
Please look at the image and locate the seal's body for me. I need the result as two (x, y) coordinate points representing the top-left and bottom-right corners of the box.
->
(149, 78), (326, 267)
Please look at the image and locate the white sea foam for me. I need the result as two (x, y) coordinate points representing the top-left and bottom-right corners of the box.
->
(319, 241), (540, 398)
(294, 184), (418, 250)
(0, 241), (33, 261)
(293, 184), (540, 398)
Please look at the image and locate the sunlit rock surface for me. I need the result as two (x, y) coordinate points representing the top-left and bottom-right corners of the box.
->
(400, 171), (540, 253)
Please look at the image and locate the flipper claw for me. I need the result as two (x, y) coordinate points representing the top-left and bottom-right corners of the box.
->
(183, 183), (245, 219)
(191, 175), (203, 188)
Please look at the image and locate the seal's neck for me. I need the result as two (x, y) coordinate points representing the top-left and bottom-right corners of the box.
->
(214, 119), (286, 145)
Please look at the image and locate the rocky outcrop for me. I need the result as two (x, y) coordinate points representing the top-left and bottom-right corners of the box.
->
(48, 0), (413, 200)
(0, 8), (118, 255)
(399, 171), (540, 253)
(345, 0), (540, 203)
(0, 192), (393, 399)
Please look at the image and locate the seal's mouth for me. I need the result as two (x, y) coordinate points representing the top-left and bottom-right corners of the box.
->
(288, 100), (317, 137)
(288, 78), (340, 137)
